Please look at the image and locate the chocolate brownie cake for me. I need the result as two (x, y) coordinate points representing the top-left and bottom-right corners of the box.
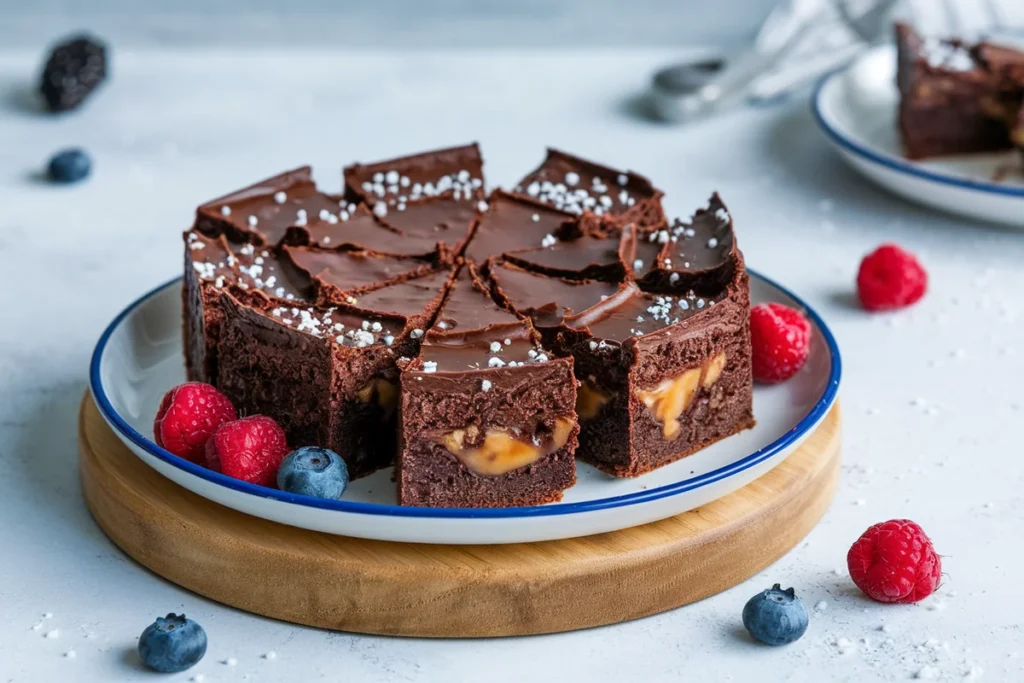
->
(182, 144), (755, 507)
(895, 23), (1024, 160)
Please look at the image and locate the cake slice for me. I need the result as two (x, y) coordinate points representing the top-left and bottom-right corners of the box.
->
(513, 148), (665, 228)
(625, 193), (737, 294)
(214, 267), (451, 478)
(490, 259), (753, 477)
(283, 203), (441, 260)
(344, 144), (485, 259)
(195, 166), (356, 247)
(397, 265), (578, 507)
(462, 190), (578, 266)
(895, 22), (1024, 159)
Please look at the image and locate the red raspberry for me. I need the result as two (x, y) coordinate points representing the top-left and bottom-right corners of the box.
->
(205, 416), (289, 487)
(749, 303), (811, 383)
(857, 244), (927, 311)
(153, 382), (237, 464)
(847, 519), (941, 603)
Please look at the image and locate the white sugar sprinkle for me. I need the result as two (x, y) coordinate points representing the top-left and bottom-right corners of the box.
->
(411, 329), (424, 339)
(477, 200), (489, 212)
(707, 237), (719, 248)
(273, 191), (287, 204)
(385, 170), (399, 184)
(422, 361), (438, 373)
(633, 259), (644, 270)
(481, 379), (492, 392)
(490, 341), (502, 353)
(565, 171), (580, 186)
(373, 203), (388, 217)
(220, 205), (231, 216)
(488, 357), (506, 368)
(617, 174), (628, 186)
(247, 215), (258, 227)
(541, 234), (557, 248)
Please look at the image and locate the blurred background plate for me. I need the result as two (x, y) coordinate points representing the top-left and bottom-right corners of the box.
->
(814, 44), (1024, 228)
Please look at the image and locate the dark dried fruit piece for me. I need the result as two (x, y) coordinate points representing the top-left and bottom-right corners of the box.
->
(39, 35), (108, 112)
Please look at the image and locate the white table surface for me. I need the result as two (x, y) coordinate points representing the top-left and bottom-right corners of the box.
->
(1, 47), (1022, 683)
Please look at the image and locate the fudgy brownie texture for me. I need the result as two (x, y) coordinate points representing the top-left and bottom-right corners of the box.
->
(513, 148), (666, 229)
(182, 144), (755, 504)
(895, 22), (1024, 160)
(397, 265), (578, 507)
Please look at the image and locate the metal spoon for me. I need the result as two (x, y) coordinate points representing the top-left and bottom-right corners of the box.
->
(650, 0), (898, 122)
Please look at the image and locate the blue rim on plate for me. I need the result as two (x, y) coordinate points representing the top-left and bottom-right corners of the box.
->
(811, 64), (1024, 199)
(89, 271), (841, 520)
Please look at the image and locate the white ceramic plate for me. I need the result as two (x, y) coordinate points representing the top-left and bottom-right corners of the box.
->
(813, 44), (1024, 228)
(89, 273), (840, 545)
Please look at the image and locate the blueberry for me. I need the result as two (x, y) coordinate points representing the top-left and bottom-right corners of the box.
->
(138, 613), (207, 673)
(277, 447), (349, 499)
(742, 583), (809, 646)
(47, 149), (91, 183)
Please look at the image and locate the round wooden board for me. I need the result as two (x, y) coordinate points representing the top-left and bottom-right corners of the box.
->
(79, 393), (841, 637)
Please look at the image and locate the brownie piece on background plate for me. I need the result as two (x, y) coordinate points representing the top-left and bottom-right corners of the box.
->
(490, 248), (753, 477)
(513, 148), (666, 229)
(343, 144), (486, 259)
(895, 22), (1024, 159)
(398, 265), (578, 507)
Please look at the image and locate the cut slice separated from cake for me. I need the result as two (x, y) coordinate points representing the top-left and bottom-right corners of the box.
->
(343, 144), (486, 259)
(397, 264), (578, 507)
(513, 148), (666, 228)
(489, 251), (753, 477)
(895, 22), (1024, 159)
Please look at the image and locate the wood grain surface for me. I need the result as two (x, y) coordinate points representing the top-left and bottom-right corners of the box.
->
(79, 393), (841, 637)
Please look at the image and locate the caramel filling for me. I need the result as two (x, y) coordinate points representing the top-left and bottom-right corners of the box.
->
(637, 352), (727, 440)
(576, 379), (611, 421)
(439, 417), (575, 476)
(356, 378), (398, 411)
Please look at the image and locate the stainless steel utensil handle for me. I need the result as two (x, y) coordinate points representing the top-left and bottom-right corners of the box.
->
(664, 9), (824, 122)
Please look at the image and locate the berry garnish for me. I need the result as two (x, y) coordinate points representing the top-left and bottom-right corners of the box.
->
(206, 416), (289, 487)
(847, 519), (941, 603)
(153, 382), (237, 465)
(749, 303), (811, 383)
(742, 583), (809, 646)
(856, 244), (927, 311)
(47, 148), (92, 184)
(39, 34), (108, 112)
(278, 447), (349, 499)
(138, 613), (207, 673)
